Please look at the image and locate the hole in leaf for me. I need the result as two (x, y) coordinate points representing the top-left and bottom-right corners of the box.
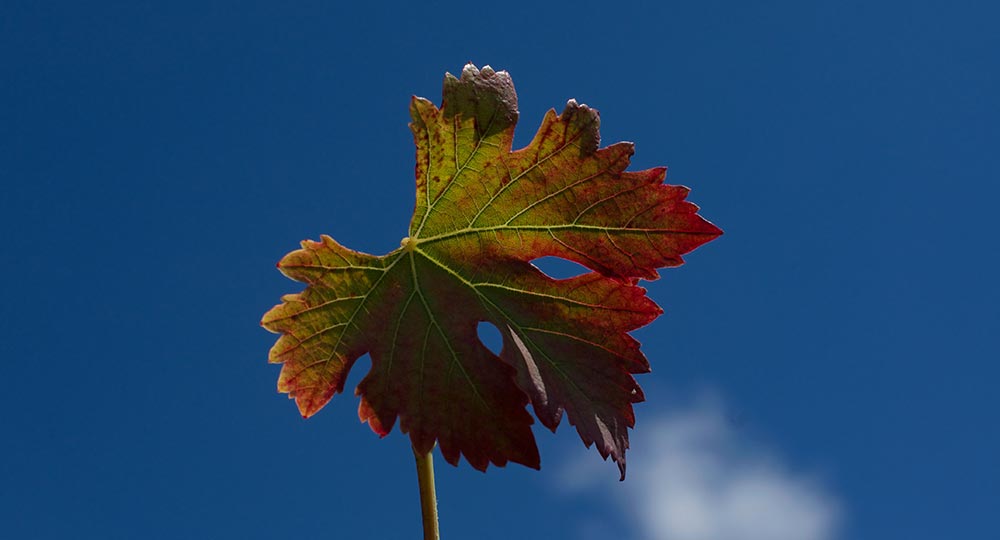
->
(344, 353), (372, 394)
(530, 256), (591, 279)
(477, 321), (503, 355)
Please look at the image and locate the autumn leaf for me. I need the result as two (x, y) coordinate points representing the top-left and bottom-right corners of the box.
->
(262, 64), (721, 478)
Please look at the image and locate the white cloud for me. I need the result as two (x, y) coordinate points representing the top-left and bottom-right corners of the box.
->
(557, 395), (842, 540)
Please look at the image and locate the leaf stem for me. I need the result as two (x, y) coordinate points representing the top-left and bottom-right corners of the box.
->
(413, 444), (440, 540)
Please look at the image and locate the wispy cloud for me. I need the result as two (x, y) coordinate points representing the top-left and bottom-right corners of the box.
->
(557, 395), (842, 540)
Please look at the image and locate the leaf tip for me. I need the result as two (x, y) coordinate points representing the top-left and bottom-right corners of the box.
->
(442, 62), (518, 138)
(709, 220), (724, 236)
(296, 398), (321, 419)
(260, 304), (285, 334)
(358, 396), (394, 437)
(559, 98), (601, 155)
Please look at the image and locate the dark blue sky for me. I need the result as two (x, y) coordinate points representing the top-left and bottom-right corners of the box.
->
(2, 2), (997, 539)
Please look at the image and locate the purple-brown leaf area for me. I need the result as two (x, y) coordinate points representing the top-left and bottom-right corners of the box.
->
(262, 64), (721, 478)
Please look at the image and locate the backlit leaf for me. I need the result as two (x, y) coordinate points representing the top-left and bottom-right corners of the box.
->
(262, 64), (721, 478)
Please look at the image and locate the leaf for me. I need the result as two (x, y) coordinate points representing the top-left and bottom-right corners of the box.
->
(262, 64), (721, 478)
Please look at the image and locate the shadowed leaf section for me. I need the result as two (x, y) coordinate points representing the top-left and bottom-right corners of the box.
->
(262, 64), (721, 478)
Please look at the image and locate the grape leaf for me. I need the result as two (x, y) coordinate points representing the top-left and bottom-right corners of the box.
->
(262, 64), (721, 478)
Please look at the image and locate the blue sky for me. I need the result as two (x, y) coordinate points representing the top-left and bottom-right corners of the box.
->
(2, 1), (997, 539)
